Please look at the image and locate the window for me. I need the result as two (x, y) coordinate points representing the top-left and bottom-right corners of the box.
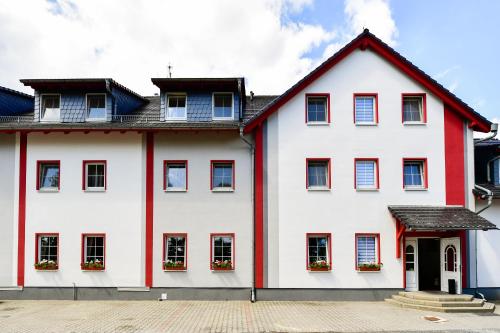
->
(306, 94), (329, 123)
(403, 159), (427, 189)
(306, 158), (331, 189)
(86, 94), (106, 120)
(164, 161), (187, 191)
(355, 159), (379, 190)
(81, 234), (105, 270)
(355, 234), (380, 269)
(35, 234), (58, 270)
(37, 161), (60, 191)
(354, 94), (377, 124)
(306, 234), (331, 271)
(40, 94), (60, 122)
(405, 245), (415, 271)
(211, 160), (234, 191)
(489, 158), (500, 186)
(163, 234), (187, 270)
(213, 93), (233, 119)
(210, 234), (234, 270)
(444, 245), (457, 272)
(83, 161), (106, 191)
(166, 94), (187, 120)
(402, 94), (426, 123)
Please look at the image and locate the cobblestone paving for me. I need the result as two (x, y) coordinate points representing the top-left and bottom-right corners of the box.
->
(0, 300), (499, 332)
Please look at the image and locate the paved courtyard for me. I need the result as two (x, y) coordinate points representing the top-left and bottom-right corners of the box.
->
(0, 299), (499, 333)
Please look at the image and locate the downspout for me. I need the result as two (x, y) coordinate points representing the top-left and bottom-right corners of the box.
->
(473, 122), (498, 299)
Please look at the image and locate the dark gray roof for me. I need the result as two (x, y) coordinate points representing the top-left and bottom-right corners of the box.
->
(244, 95), (279, 123)
(475, 138), (500, 147)
(473, 183), (500, 199)
(388, 206), (497, 231)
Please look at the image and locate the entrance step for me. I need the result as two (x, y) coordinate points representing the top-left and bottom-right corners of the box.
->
(385, 291), (495, 313)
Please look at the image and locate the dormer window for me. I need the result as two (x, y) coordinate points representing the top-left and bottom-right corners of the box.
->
(86, 94), (107, 121)
(40, 94), (60, 122)
(166, 94), (187, 120)
(213, 93), (233, 120)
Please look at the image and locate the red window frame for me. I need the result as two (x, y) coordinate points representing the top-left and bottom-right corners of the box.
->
(354, 233), (381, 270)
(82, 160), (107, 191)
(36, 160), (61, 190)
(306, 158), (332, 189)
(306, 233), (332, 271)
(35, 233), (59, 269)
(81, 233), (106, 270)
(354, 158), (380, 189)
(401, 93), (427, 123)
(402, 158), (428, 189)
(305, 93), (331, 124)
(210, 160), (235, 190)
(210, 233), (235, 270)
(163, 160), (188, 191)
(162, 233), (188, 271)
(353, 93), (379, 124)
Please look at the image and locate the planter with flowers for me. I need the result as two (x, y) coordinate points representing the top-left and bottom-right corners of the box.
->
(164, 260), (186, 271)
(81, 259), (105, 271)
(34, 259), (58, 271)
(357, 263), (383, 272)
(211, 260), (233, 271)
(308, 260), (331, 271)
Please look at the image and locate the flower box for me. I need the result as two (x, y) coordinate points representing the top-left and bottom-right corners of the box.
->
(34, 260), (58, 271)
(310, 266), (330, 271)
(212, 260), (233, 271)
(308, 260), (330, 271)
(163, 260), (186, 271)
(357, 263), (382, 272)
(212, 266), (233, 271)
(81, 260), (105, 271)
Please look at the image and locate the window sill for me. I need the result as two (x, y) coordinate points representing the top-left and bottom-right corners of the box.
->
(403, 122), (426, 126)
(38, 188), (59, 193)
(165, 188), (187, 192)
(211, 268), (234, 272)
(355, 123), (378, 126)
(81, 268), (105, 272)
(40, 119), (61, 123)
(307, 187), (331, 191)
(308, 268), (331, 272)
(306, 122), (329, 126)
(356, 188), (379, 192)
(86, 119), (107, 122)
(212, 118), (234, 121)
(356, 269), (381, 273)
(164, 119), (187, 122)
(84, 188), (106, 192)
(163, 268), (187, 272)
(212, 188), (234, 193)
(35, 268), (58, 272)
(404, 187), (427, 191)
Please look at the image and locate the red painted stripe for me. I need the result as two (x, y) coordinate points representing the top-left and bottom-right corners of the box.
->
(444, 106), (467, 288)
(17, 132), (27, 286)
(145, 132), (154, 287)
(254, 125), (264, 288)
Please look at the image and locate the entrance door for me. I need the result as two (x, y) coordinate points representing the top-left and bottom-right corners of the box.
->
(405, 239), (418, 291)
(440, 237), (461, 294)
(418, 238), (441, 290)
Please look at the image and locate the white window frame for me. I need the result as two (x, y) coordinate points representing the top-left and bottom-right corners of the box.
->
(306, 159), (330, 190)
(487, 157), (500, 186)
(165, 93), (187, 121)
(83, 235), (105, 264)
(307, 234), (330, 265)
(356, 234), (379, 266)
(403, 160), (425, 190)
(40, 94), (61, 122)
(212, 92), (234, 120)
(85, 93), (107, 122)
(164, 234), (187, 269)
(402, 95), (424, 124)
(354, 95), (376, 125)
(37, 235), (58, 263)
(306, 95), (328, 124)
(355, 160), (378, 190)
(211, 234), (234, 267)
(84, 162), (106, 191)
(38, 162), (60, 192)
(165, 161), (187, 192)
(211, 161), (234, 192)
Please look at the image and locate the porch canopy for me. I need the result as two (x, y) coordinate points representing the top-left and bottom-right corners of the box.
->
(389, 206), (497, 258)
(389, 206), (497, 231)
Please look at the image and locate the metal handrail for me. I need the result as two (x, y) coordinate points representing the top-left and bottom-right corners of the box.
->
(0, 116), (34, 123)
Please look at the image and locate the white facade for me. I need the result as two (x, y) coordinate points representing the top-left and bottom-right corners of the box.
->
(264, 48), (471, 288)
(476, 200), (500, 288)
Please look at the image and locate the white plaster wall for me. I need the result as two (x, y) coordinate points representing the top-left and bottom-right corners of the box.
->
(153, 132), (253, 287)
(266, 49), (447, 288)
(0, 134), (16, 286)
(24, 132), (144, 287)
(476, 200), (500, 287)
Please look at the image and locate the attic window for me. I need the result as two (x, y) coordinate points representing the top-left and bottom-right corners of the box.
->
(87, 94), (106, 120)
(489, 158), (500, 186)
(40, 95), (60, 122)
(213, 93), (233, 119)
(167, 94), (187, 120)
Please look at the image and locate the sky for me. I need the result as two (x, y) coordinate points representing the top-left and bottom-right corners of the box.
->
(0, 0), (498, 124)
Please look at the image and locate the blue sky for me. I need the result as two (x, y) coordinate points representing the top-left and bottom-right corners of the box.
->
(0, 0), (498, 122)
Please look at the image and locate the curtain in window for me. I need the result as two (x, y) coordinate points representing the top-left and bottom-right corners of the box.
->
(404, 162), (423, 186)
(403, 97), (422, 122)
(308, 161), (328, 187)
(213, 164), (233, 188)
(355, 97), (374, 123)
(307, 97), (326, 122)
(357, 236), (376, 264)
(356, 161), (375, 187)
(167, 164), (186, 188)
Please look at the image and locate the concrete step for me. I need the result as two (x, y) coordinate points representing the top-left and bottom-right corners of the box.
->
(391, 295), (484, 308)
(398, 291), (473, 302)
(385, 298), (496, 313)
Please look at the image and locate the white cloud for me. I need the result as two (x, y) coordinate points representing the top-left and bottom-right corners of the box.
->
(0, 0), (397, 96)
(434, 65), (460, 80)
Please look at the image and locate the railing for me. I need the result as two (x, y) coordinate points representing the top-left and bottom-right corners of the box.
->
(0, 116), (34, 123)
(111, 115), (161, 123)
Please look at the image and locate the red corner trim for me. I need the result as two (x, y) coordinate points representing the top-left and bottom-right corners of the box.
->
(444, 107), (465, 206)
(145, 133), (154, 287)
(254, 125), (264, 287)
(17, 133), (27, 286)
(305, 93), (331, 124)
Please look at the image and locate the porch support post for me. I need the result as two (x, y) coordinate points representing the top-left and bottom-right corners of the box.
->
(395, 220), (406, 259)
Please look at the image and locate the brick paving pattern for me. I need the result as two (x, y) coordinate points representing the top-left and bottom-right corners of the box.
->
(0, 300), (499, 332)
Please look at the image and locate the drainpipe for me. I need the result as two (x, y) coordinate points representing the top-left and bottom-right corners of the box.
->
(473, 122), (498, 299)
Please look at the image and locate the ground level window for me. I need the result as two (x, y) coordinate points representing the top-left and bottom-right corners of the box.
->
(164, 234), (187, 270)
(35, 234), (58, 270)
(356, 234), (381, 271)
(82, 234), (105, 270)
(211, 234), (234, 270)
(307, 234), (331, 271)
